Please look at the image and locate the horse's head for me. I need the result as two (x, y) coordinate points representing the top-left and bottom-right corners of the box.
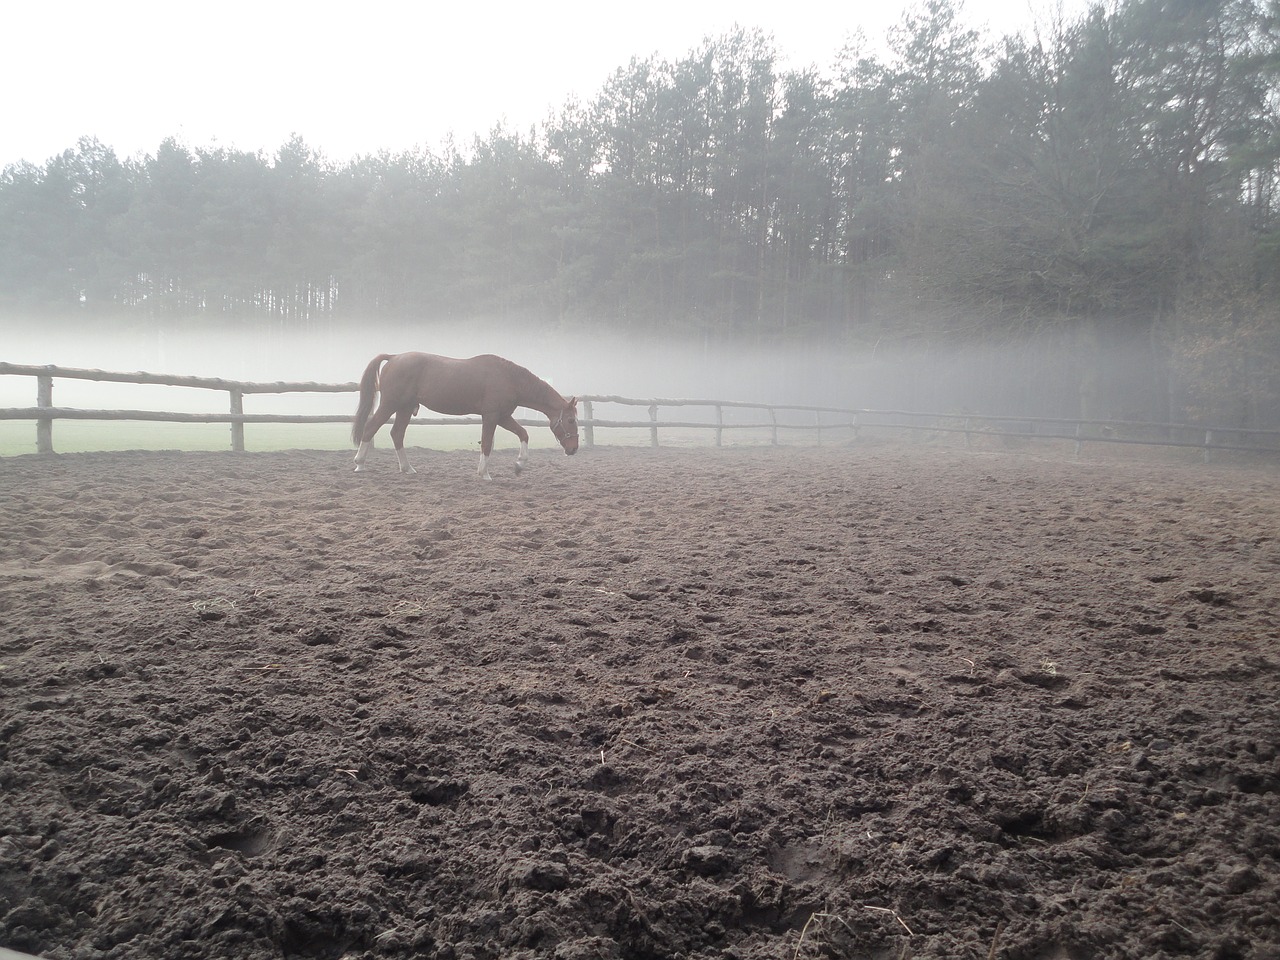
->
(550, 397), (580, 455)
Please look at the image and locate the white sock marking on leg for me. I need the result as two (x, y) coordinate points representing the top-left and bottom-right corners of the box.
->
(354, 440), (373, 471)
(395, 447), (416, 474)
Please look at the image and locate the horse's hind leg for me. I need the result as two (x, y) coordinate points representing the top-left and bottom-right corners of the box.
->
(498, 414), (531, 473)
(389, 407), (417, 474)
(476, 418), (499, 480)
(354, 401), (397, 471)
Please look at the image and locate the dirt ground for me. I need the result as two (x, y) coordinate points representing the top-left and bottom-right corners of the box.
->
(1, 441), (1278, 960)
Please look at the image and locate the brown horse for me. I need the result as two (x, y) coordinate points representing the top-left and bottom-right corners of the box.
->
(351, 352), (579, 479)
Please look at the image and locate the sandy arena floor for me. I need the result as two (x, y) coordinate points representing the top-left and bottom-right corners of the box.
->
(1, 442), (1278, 959)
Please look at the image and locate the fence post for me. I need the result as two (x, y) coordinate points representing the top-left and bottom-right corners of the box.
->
(715, 405), (723, 447)
(770, 408), (778, 446)
(582, 399), (594, 448)
(1203, 429), (1214, 464)
(36, 371), (54, 454)
(1073, 421), (1083, 458)
(648, 403), (659, 448)
(815, 409), (822, 446)
(229, 389), (245, 452)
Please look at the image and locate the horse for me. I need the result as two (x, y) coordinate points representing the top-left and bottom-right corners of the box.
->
(351, 352), (579, 479)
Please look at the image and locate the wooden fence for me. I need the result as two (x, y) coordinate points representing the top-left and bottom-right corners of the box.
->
(2, 362), (1279, 460)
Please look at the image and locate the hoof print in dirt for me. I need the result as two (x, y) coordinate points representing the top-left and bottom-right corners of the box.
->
(585, 764), (625, 789)
(1004, 667), (1070, 690)
(1183, 587), (1236, 607)
(407, 776), (469, 806)
(297, 627), (338, 646)
(204, 825), (271, 858)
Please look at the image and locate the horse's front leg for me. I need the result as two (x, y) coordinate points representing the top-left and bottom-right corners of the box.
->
(477, 418), (499, 480)
(389, 408), (417, 474)
(498, 414), (531, 473)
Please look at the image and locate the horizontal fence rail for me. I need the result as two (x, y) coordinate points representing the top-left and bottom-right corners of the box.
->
(2, 362), (1278, 460)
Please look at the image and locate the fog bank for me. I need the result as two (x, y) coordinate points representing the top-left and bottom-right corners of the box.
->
(1, 320), (1170, 424)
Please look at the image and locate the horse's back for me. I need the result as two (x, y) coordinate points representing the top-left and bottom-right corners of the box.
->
(386, 352), (512, 373)
(383, 352), (528, 415)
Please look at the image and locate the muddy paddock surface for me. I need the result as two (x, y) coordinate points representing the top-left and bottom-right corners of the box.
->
(1, 442), (1278, 960)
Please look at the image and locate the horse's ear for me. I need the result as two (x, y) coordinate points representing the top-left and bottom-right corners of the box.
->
(568, 396), (578, 408)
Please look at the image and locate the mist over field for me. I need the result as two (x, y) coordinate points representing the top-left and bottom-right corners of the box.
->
(0, 317), (1159, 427)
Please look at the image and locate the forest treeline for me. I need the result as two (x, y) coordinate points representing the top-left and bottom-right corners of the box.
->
(2, 0), (1278, 425)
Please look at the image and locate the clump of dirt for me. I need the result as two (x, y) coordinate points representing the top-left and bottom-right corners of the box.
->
(1, 443), (1278, 959)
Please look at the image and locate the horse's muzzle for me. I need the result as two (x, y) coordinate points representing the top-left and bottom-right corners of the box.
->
(562, 438), (580, 455)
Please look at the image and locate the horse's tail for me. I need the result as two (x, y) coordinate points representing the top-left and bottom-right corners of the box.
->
(352, 354), (394, 445)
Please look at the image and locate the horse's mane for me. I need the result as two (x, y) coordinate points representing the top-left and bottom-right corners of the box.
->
(486, 355), (563, 406)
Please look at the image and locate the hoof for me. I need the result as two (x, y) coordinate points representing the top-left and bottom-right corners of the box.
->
(515, 461), (525, 474)
(354, 463), (368, 472)
(399, 465), (418, 475)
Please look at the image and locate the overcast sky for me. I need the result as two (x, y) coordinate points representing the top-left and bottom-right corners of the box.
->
(2, 0), (1090, 171)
